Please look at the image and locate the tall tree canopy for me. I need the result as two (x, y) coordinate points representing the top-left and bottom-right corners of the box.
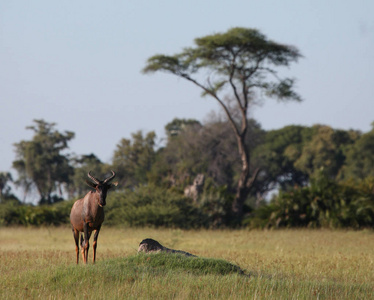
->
(294, 125), (358, 180)
(69, 153), (106, 198)
(143, 27), (302, 221)
(13, 119), (75, 204)
(341, 125), (374, 180)
(0, 172), (13, 202)
(112, 131), (156, 189)
(253, 125), (316, 192)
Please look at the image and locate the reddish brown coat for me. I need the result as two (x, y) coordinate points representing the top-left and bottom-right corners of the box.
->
(70, 171), (117, 264)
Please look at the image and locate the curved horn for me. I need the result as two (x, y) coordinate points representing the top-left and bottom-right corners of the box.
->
(103, 170), (116, 184)
(87, 171), (100, 184)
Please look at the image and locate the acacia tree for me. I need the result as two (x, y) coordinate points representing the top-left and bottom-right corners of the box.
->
(143, 27), (302, 221)
(13, 119), (75, 204)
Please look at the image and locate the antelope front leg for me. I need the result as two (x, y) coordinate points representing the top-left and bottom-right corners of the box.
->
(82, 223), (90, 264)
(72, 228), (80, 264)
(92, 226), (101, 264)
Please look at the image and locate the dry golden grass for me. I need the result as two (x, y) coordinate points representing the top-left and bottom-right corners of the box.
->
(1, 227), (373, 299)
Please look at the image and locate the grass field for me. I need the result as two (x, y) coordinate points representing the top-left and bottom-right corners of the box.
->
(1, 227), (373, 299)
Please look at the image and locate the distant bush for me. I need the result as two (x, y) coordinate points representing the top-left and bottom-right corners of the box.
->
(197, 186), (234, 228)
(246, 174), (374, 229)
(2, 176), (373, 229)
(105, 185), (204, 228)
(104, 184), (239, 228)
(0, 185), (228, 228)
(0, 199), (73, 226)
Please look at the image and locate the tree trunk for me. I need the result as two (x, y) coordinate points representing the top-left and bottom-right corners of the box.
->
(231, 134), (259, 222)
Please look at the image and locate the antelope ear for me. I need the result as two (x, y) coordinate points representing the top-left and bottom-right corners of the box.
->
(85, 180), (97, 189)
(108, 182), (118, 189)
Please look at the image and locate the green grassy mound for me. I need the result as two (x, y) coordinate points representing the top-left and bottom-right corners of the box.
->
(51, 253), (246, 285)
(124, 252), (246, 276)
(41, 253), (248, 298)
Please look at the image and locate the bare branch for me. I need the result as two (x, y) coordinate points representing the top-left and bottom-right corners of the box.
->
(180, 73), (241, 137)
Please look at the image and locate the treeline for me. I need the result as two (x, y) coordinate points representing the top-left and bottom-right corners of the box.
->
(1, 118), (374, 228)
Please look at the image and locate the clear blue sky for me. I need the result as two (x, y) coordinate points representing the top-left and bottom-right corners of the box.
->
(1, 0), (373, 176)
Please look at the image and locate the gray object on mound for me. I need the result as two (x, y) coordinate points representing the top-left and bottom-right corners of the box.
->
(138, 238), (197, 257)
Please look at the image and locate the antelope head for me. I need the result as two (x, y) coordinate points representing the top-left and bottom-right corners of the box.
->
(86, 170), (118, 207)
